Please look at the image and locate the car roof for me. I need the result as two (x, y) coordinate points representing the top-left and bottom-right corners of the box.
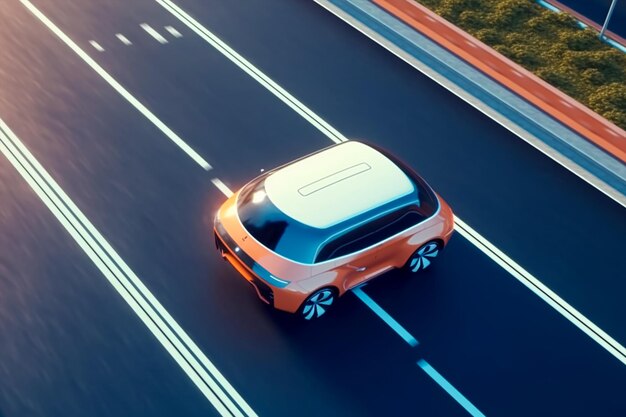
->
(264, 142), (415, 229)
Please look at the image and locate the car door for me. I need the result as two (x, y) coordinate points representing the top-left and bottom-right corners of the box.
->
(317, 207), (424, 290)
(336, 247), (384, 291)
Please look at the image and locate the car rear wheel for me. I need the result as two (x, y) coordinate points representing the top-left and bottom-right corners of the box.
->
(300, 288), (336, 320)
(406, 241), (440, 273)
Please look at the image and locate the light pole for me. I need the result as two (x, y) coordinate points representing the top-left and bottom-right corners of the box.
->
(599, 0), (619, 39)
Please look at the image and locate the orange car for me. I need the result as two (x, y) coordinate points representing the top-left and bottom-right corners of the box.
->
(214, 141), (454, 319)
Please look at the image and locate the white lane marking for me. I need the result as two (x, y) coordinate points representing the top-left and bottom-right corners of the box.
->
(116, 33), (132, 45)
(454, 216), (626, 365)
(89, 40), (104, 52)
(417, 359), (486, 417)
(141, 23), (169, 44)
(0, 119), (257, 417)
(352, 286), (418, 347)
(154, 0), (347, 144)
(314, 0), (626, 208)
(165, 25), (183, 38)
(211, 178), (234, 197)
(20, 0), (211, 170)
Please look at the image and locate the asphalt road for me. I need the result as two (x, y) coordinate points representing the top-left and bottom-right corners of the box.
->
(0, 0), (625, 416)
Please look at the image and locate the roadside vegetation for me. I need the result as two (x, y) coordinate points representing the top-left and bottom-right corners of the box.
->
(415, 0), (626, 130)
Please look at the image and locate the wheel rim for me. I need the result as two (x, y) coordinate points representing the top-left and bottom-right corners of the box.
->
(302, 289), (334, 320)
(409, 242), (439, 272)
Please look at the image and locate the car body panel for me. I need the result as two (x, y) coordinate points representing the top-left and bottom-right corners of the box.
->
(214, 142), (455, 314)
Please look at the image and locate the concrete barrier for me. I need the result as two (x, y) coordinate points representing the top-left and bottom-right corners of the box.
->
(373, 0), (626, 163)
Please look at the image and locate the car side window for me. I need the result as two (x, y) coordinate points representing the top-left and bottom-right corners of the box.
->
(316, 208), (423, 263)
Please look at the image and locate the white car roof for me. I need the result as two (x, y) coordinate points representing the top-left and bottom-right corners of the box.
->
(264, 142), (414, 229)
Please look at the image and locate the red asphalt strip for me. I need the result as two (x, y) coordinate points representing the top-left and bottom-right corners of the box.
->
(373, 0), (626, 164)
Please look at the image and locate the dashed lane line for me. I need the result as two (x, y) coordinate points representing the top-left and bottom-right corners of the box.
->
(352, 286), (419, 347)
(19, 0), (211, 171)
(417, 359), (486, 417)
(89, 40), (104, 52)
(211, 178), (234, 197)
(116, 33), (132, 45)
(0, 118), (257, 417)
(141, 23), (169, 44)
(165, 25), (183, 38)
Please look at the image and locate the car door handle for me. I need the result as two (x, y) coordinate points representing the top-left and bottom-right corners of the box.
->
(347, 264), (367, 272)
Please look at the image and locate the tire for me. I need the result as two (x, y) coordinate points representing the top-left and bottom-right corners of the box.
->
(405, 241), (440, 273)
(299, 287), (337, 320)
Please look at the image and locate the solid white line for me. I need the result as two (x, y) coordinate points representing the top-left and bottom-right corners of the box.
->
(0, 119), (256, 417)
(454, 216), (626, 365)
(153, 0), (348, 144)
(19, 0), (211, 170)
(89, 40), (104, 52)
(141, 23), (169, 44)
(165, 25), (183, 38)
(211, 178), (234, 197)
(116, 33), (132, 45)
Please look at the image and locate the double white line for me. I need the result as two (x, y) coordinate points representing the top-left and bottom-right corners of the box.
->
(154, 0), (348, 145)
(0, 119), (257, 417)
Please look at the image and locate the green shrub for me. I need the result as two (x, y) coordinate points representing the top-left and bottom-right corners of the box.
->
(458, 10), (488, 29)
(414, 0), (626, 130)
(581, 68), (606, 86)
(535, 66), (579, 97)
(561, 29), (604, 51)
(588, 83), (626, 127)
(434, 0), (484, 21)
(564, 50), (625, 81)
(508, 44), (543, 69)
(487, 0), (539, 30)
(474, 28), (504, 44)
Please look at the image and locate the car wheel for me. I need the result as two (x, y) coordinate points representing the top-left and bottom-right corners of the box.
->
(406, 241), (440, 273)
(300, 288), (336, 320)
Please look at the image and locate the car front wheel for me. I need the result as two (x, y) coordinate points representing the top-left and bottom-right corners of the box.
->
(406, 241), (440, 273)
(300, 288), (336, 320)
